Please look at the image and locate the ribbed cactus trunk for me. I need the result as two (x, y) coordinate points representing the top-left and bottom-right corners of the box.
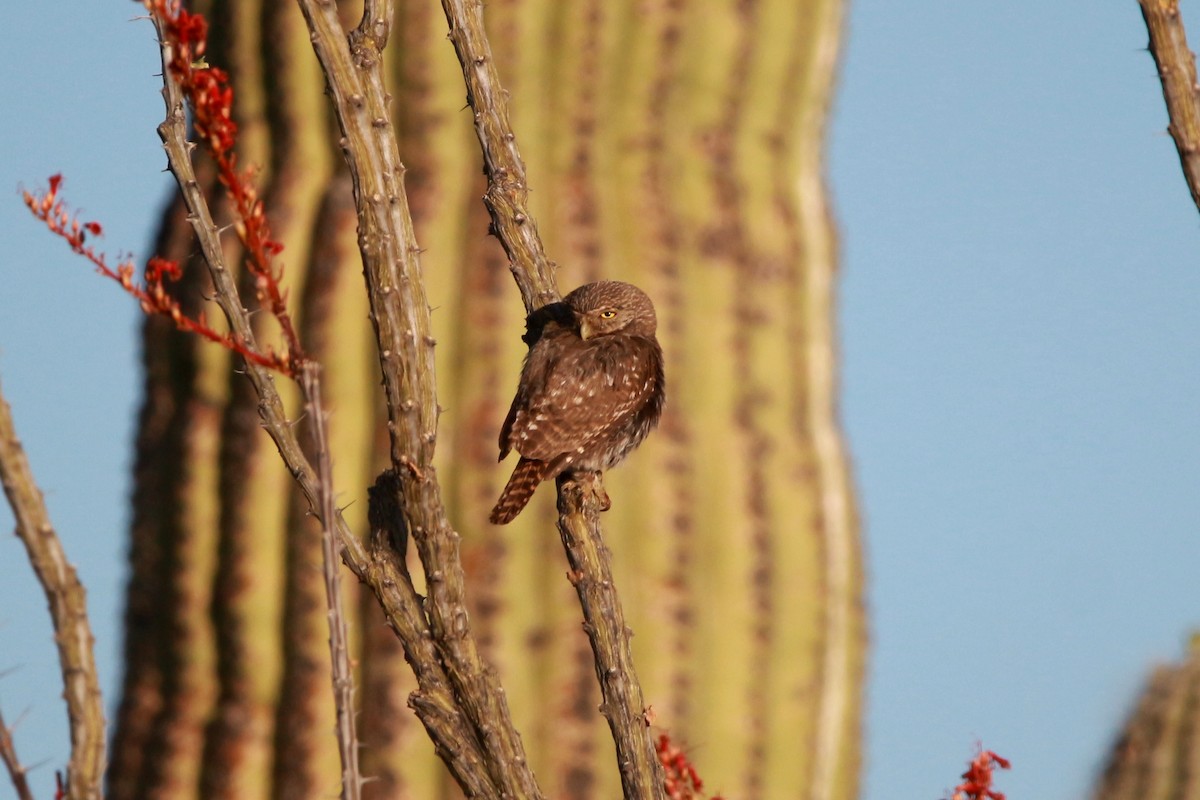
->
(107, 1), (864, 798)
(1092, 641), (1200, 800)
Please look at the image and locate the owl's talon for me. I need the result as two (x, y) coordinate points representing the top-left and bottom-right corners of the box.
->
(593, 471), (612, 512)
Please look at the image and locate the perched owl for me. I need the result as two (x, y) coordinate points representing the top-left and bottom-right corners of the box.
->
(490, 280), (666, 524)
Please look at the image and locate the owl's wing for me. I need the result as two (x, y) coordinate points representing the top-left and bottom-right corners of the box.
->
(497, 391), (521, 460)
(498, 320), (572, 460)
(509, 337), (657, 462)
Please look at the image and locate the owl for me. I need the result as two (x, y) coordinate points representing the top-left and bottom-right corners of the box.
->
(490, 280), (666, 524)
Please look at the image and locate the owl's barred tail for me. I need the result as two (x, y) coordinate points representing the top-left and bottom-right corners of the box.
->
(490, 457), (546, 524)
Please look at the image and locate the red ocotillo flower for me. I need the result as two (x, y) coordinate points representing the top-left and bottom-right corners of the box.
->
(951, 748), (1011, 800)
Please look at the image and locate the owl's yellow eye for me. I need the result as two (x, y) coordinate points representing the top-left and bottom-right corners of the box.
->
(599, 310), (617, 319)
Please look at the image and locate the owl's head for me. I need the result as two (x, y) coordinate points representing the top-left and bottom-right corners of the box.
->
(564, 281), (658, 340)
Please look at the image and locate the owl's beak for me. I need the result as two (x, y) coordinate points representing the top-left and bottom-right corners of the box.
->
(579, 317), (595, 340)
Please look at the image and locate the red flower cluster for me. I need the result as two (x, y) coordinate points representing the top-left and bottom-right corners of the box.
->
(153, 2), (235, 155)
(951, 749), (1011, 800)
(22, 174), (288, 373)
(144, 0), (301, 362)
(23, 2), (303, 376)
(657, 733), (724, 800)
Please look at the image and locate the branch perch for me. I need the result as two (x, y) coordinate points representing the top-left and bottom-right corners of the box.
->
(437, 2), (666, 797)
(1140, 0), (1200, 214)
(0, 379), (105, 800)
(290, 1), (546, 796)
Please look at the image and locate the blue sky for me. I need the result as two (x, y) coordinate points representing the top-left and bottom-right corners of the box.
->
(2, 2), (1199, 799)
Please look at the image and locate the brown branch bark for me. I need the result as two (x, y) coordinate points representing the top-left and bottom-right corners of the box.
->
(0, 707), (35, 800)
(438, 3), (667, 798)
(291, 2), (544, 798)
(437, 0), (559, 311)
(0, 379), (105, 800)
(147, 12), (498, 798)
(363, 472), (495, 799)
(300, 365), (361, 800)
(555, 478), (665, 799)
(1140, 0), (1200, 214)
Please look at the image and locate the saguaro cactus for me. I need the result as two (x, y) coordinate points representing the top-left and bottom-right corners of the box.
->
(1092, 639), (1200, 800)
(107, 1), (864, 798)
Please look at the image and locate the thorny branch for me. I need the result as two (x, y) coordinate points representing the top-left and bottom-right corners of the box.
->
(145, 0), (520, 795)
(438, 1), (667, 797)
(438, 0), (558, 312)
(1139, 0), (1200, 215)
(300, 366), (361, 800)
(0, 706), (36, 800)
(137, 3), (368, 796)
(292, 0), (544, 797)
(0, 379), (104, 800)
